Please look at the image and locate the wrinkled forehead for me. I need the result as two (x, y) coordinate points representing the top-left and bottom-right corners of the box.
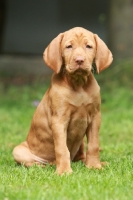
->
(62, 28), (95, 46)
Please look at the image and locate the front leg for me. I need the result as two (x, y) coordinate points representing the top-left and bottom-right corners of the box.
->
(86, 111), (104, 169)
(52, 116), (72, 175)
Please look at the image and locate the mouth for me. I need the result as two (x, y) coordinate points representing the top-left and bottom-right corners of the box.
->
(66, 64), (91, 76)
(73, 68), (89, 76)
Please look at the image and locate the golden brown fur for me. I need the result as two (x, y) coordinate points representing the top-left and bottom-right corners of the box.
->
(13, 27), (113, 175)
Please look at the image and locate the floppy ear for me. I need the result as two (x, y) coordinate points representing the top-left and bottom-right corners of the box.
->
(94, 34), (113, 73)
(43, 33), (64, 73)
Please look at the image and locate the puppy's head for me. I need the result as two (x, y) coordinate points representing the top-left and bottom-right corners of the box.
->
(43, 27), (113, 75)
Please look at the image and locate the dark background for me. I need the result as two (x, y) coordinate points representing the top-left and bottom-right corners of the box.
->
(1, 0), (109, 54)
(0, 0), (133, 76)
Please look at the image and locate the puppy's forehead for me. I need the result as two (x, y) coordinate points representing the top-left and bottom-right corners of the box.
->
(62, 27), (95, 43)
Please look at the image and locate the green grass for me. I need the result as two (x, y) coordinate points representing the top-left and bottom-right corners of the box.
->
(0, 60), (133, 200)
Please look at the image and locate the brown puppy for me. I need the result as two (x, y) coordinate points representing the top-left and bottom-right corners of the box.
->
(13, 27), (113, 175)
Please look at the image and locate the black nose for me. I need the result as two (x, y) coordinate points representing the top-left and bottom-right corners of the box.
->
(75, 57), (84, 65)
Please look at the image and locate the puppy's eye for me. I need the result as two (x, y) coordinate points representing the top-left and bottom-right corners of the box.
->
(66, 45), (72, 49)
(86, 45), (92, 49)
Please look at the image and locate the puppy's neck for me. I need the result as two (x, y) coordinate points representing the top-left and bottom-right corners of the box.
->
(64, 73), (89, 90)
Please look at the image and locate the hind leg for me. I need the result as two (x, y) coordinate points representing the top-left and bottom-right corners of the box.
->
(72, 140), (103, 163)
(73, 141), (86, 162)
(12, 141), (47, 167)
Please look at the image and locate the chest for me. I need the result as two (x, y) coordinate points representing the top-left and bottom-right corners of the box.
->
(68, 90), (91, 107)
(67, 104), (93, 139)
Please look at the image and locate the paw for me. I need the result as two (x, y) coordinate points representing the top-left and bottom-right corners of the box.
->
(86, 161), (107, 169)
(86, 162), (102, 169)
(56, 167), (73, 175)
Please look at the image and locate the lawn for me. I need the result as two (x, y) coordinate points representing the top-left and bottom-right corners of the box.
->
(0, 60), (133, 200)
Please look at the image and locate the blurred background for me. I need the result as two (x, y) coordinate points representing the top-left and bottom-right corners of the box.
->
(0, 0), (133, 82)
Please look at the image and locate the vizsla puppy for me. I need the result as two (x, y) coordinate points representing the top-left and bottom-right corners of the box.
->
(13, 27), (113, 175)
